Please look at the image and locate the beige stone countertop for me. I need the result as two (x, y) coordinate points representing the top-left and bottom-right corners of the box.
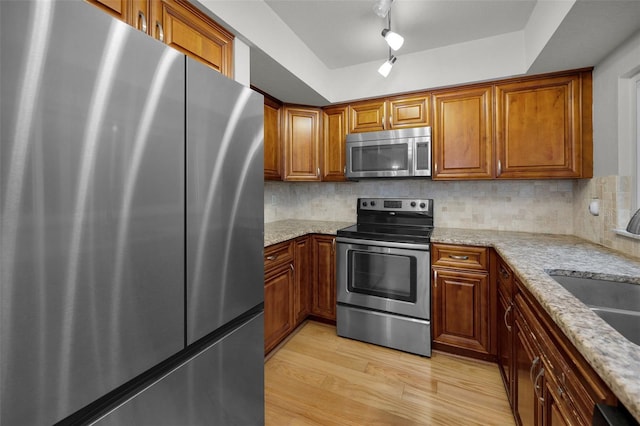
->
(264, 220), (353, 247)
(432, 227), (640, 422)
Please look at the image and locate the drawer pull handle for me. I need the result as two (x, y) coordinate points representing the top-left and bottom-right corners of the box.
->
(266, 254), (278, 261)
(534, 367), (545, 404)
(449, 255), (469, 260)
(529, 356), (540, 384)
(138, 11), (148, 33)
(156, 21), (164, 42)
(504, 304), (512, 332)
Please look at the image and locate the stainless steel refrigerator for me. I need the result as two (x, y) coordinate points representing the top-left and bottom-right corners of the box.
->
(0, 1), (264, 425)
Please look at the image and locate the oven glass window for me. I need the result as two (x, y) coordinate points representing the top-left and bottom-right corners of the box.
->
(347, 251), (416, 302)
(351, 144), (409, 172)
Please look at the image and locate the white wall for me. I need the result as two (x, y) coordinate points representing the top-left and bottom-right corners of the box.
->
(592, 30), (640, 177)
(573, 30), (640, 258)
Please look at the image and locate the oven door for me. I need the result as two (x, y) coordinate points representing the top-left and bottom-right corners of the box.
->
(336, 237), (430, 319)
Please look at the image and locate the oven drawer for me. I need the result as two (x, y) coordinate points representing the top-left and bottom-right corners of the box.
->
(432, 244), (488, 270)
(337, 304), (431, 357)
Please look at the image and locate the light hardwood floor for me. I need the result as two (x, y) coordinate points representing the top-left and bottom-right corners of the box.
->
(265, 321), (516, 426)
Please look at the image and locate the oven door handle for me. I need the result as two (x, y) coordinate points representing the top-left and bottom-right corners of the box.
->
(336, 237), (429, 251)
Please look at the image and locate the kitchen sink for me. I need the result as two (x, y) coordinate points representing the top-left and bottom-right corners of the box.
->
(548, 274), (640, 346)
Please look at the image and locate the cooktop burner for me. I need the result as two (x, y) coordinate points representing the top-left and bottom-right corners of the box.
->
(337, 197), (434, 245)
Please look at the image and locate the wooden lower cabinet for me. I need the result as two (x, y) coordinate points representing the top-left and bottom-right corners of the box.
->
(495, 254), (515, 407)
(431, 244), (495, 360)
(264, 261), (294, 354)
(264, 234), (336, 354)
(264, 241), (295, 354)
(293, 236), (311, 325)
(513, 278), (617, 426)
(311, 234), (337, 321)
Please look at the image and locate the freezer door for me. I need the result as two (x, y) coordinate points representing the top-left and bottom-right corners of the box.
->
(0, 2), (185, 424)
(186, 58), (264, 343)
(94, 312), (265, 425)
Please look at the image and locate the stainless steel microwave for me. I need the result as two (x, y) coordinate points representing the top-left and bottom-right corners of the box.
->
(345, 126), (431, 179)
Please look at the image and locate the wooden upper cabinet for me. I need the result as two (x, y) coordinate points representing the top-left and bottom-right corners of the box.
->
(85, 0), (130, 21)
(349, 100), (386, 133)
(323, 106), (348, 181)
(86, 0), (234, 78)
(432, 86), (493, 180)
(349, 94), (430, 133)
(283, 106), (322, 181)
(151, 0), (233, 76)
(388, 94), (430, 129)
(495, 72), (590, 179)
(264, 97), (282, 181)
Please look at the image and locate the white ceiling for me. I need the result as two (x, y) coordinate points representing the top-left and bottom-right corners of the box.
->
(264, 0), (537, 69)
(199, 0), (640, 106)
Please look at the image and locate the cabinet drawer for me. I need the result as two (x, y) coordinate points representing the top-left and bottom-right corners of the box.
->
(496, 258), (512, 297)
(264, 240), (294, 272)
(432, 244), (488, 270)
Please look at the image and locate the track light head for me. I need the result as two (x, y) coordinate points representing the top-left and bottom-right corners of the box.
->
(378, 55), (397, 78)
(381, 28), (404, 51)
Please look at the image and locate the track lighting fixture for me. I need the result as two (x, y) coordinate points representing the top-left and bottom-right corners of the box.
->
(376, 0), (402, 77)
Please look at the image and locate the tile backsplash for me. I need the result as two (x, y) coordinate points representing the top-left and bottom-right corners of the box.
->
(265, 179), (575, 234)
(574, 175), (640, 259)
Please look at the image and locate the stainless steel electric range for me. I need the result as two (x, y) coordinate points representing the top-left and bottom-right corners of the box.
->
(336, 198), (434, 357)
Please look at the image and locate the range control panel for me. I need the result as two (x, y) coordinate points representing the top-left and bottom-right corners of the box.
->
(358, 198), (432, 213)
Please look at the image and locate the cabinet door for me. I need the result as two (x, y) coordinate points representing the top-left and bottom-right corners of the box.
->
(85, 0), (130, 22)
(497, 288), (513, 402)
(432, 269), (490, 354)
(264, 264), (294, 354)
(264, 97), (282, 180)
(293, 237), (311, 326)
(311, 235), (336, 321)
(542, 363), (572, 426)
(151, 0), (233, 76)
(349, 100), (386, 133)
(322, 106), (348, 181)
(283, 106), (322, 181)
(514, 313), (543, 426)
(388, 94), (430, 129)
(432, 86), (493, 180)
(496, 256), (514, 404)
(495, 74), (583, 178)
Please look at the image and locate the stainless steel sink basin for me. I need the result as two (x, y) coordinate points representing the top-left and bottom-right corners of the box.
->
(548, 274), (640, 346)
